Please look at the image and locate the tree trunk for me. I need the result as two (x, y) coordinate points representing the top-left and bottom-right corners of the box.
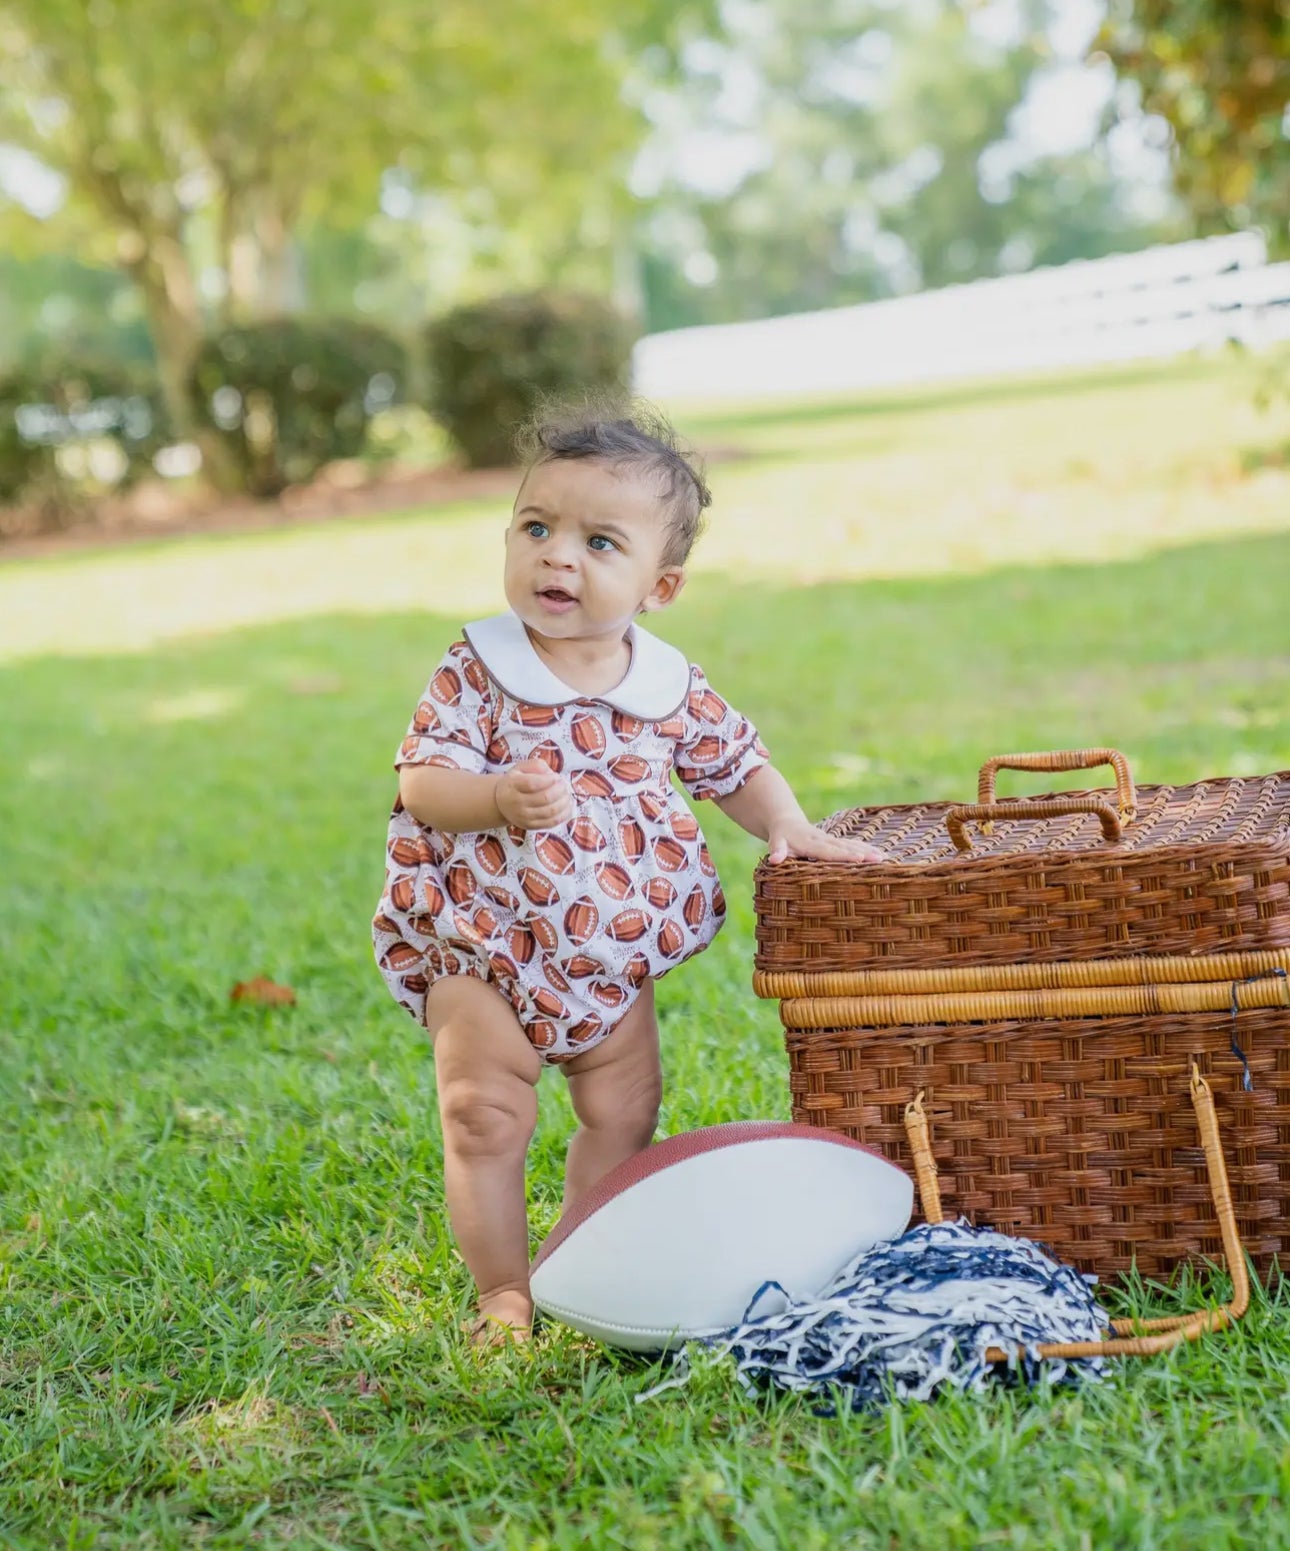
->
(127, 234), (243, 493)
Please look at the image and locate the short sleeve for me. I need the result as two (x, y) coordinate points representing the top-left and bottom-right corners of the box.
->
(393, 640), (494, 775)
(672, 666), (770, 801)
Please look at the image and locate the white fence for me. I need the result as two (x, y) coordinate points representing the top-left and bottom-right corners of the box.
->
(632, 232), (1290, 401)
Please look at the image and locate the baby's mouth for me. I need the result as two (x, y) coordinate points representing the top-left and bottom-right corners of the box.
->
(538, 586), (577, 603)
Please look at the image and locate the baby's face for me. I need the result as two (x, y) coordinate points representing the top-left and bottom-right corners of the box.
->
(503, 459), (685, 643)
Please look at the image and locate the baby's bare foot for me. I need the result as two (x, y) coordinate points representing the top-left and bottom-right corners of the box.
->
(467, 1289), (533, 1348)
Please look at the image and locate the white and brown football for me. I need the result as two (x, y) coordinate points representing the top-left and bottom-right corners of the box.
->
(529, 1122), (914, 1350)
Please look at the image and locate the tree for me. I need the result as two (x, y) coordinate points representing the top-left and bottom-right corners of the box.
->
(0, 0), (713, 460)
(1098, 1), (1289, 251)
(632, 0), (1172, 331)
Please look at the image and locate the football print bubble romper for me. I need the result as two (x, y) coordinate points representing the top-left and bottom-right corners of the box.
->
(373, 612), (770, 1062)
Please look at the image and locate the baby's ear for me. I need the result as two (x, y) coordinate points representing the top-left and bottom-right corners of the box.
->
(641, 566), (687, 613)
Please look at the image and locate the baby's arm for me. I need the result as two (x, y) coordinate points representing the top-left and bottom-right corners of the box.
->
(400, 760), (573, 834)
(714, 764), (884, 864)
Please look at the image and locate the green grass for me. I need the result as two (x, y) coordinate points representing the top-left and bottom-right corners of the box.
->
(3, 357), (1290, 1548)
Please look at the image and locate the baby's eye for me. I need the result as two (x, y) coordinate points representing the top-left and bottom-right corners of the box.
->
(587, 534), (617, 552)
(523, 520), (550, 539)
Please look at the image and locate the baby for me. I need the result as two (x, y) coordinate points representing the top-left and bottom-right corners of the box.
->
(372, 401), (883, 1343)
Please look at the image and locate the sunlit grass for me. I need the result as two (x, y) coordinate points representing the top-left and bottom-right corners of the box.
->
(2, 359), (1290, 1546)
(1, 354), (1287, 664)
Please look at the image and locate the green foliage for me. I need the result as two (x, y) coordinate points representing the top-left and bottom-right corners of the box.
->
(1099, 1), (1289, 250)
(0, 354), (170, 533)
(635, 0), (1176, 331)
(425, 291), (636, 468)
(191, 318), (407, 498)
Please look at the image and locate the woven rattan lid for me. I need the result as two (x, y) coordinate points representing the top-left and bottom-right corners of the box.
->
(822, 771), (1290, 865)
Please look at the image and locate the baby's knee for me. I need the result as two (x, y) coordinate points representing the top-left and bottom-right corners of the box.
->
(577, 1065), (662, 1140)
(439, 1077), (537, 1158)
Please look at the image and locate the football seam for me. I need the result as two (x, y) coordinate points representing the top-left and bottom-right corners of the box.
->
(531, 1298), (729, 1339)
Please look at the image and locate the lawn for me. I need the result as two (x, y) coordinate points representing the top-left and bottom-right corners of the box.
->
(2, 356), (1290, 1549)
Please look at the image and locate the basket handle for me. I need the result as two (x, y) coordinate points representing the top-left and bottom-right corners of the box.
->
(978, 748), (1137, 818)
(902, 1068), (1251, 1361)
(945, 796), (1123, 852)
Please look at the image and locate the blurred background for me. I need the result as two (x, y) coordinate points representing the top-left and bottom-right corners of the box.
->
(0, 0), (1285, 539)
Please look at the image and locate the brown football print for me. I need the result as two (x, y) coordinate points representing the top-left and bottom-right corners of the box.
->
(484, 883), (519, 911)
(506, 824), (526, 846)
(611, 709), (644, 741)
(532, 986), (567, 1020)
(618, 816), (646, 860)
(544, 961), (571, 993)
(623, 952), (650, 985)
(507, 924), (536, 963)
(518, 703), (561, 727)
(688, 736), (725, 764)
(697, 689), (728, 725)
(463, 656), (490, 695)
(487, 735), (512, 764)
(531, 740), (565, 772)
(474, 834), (507, 876)
(607, 753), (649, 784)
(372, 912), (399, 935)
(519, 866), (560, 907)
(643, 876), (677, 910)
(570, 713), (607, 759)
(638, 790), (668, 822)
(399, 734), (422, 761)
(402, 972), (429, 996)
(656, 714), (685, 739)
(431, 666), (463, 705)
(563, 897), (600, 946)
(572, 769), (615, 800)
(712, 884), (727, 915)
(473, 903), (499, 938)
(683, 887), (707, 931)
(656, 918), (685, 958)
(453, 910), (484, 946)
(590, 979), (627, 1009)
(652, 836), (687, 873)
(389, 875), (416, 911)
(669, 810), (700, 842)
(529, 1018), (559, 1050)
(605, 908), (649, 943)
(389, 834), (433, 867)
(530, 915), (560, 951)
(488, 952), (519, 982)
(563, 953), (601, 979)
(595, 862), (634, 901)
(422, 879), (446, 916)
(570, 816), (608, 853)
(535, 834), (576, 875)
(407, 913), (437, 939)
(382, 942), (421, 972)
(412, 700), (439, 732)
(699, 843), (716, 876)
(445, 861), (477, 905)
(568, 1013), (604, 1045)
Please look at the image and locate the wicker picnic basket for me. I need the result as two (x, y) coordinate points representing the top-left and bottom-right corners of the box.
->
(753, 750), (1290, 1283)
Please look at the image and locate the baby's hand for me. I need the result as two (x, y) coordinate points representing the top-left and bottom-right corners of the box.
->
(767, 819), (886, 866)
(496, 758), (575, 831)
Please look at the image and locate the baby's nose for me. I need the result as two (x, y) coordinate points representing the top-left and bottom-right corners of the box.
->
(542, 541), (578, 569)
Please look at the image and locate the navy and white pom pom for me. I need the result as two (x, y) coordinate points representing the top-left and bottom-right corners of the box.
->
(640, 1219), (1108, 1411)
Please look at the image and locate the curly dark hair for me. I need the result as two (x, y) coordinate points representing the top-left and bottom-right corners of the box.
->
(514, 395), (711, 567)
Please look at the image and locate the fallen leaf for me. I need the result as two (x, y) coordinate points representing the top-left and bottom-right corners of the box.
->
(230, 976), (297, 1006)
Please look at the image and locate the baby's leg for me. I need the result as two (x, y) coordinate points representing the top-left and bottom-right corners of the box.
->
(426, 976), (542, 1341)
(559, 982), (662, 1213)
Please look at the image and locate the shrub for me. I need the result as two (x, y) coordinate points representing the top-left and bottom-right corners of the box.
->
(191, 318), (407, 497)
(0, 355), (170, 535)
(425, 291), (636, 468)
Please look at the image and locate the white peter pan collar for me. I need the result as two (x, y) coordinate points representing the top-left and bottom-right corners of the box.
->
(462, 612), (691, 719)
